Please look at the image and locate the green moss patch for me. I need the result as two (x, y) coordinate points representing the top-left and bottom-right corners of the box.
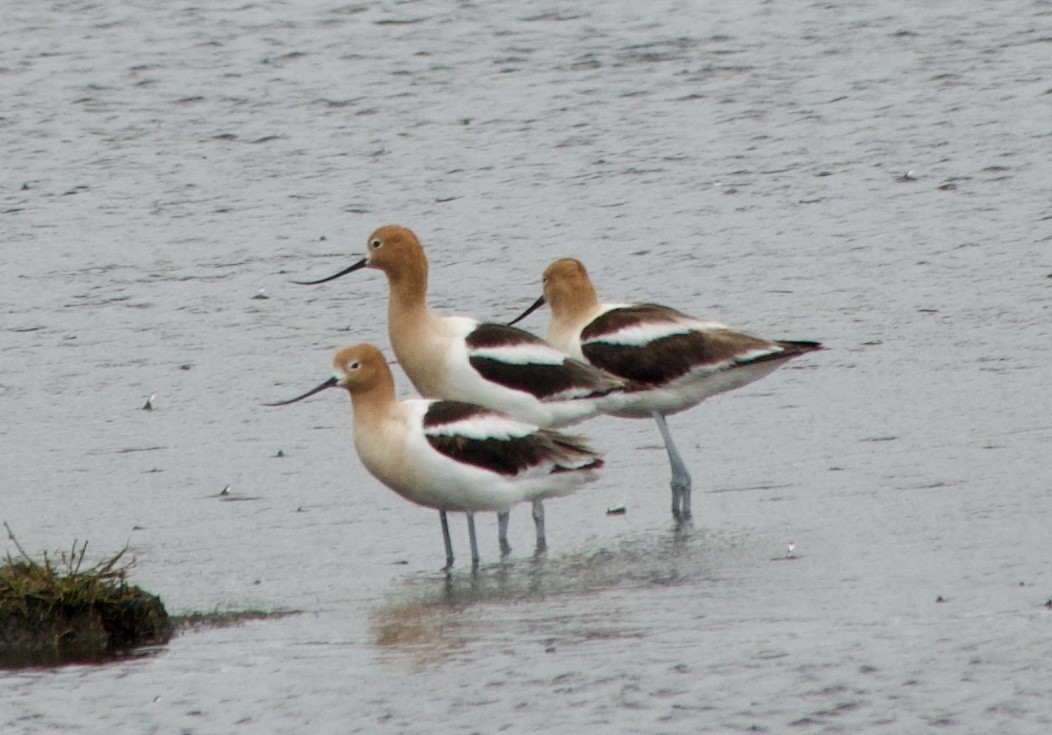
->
(0, 524), (171, 667)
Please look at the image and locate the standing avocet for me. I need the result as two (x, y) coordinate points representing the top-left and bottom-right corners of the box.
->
(267, 344), (603, 570)
(293, 225), (626, 552)
(509, 257), (821, 522)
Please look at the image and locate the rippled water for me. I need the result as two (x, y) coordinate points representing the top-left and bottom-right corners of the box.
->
(2, 0), (1050, 732)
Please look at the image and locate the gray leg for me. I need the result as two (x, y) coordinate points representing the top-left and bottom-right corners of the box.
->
(497, 511), (512, 555)
(653, 412), (693, 521)
(532, 499), (547, 553)
(466, 512), (480, 569)
(439, 511), (454, 571)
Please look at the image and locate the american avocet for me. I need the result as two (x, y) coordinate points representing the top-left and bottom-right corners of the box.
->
(509, 257), (822, 522)
(293, 225), (626, 552)
(266, 344), (603, 570)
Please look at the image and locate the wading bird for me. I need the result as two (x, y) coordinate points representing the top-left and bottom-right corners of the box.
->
(509, 257), (821, 521)
(267, 344), (603, 570)
(293, 226), (626, 552)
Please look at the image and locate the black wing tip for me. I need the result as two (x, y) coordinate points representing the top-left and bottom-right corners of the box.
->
(728, 339), (823, 369)
(781, 340), (824, 354)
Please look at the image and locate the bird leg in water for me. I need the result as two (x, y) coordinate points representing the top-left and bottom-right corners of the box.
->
(440, 511), (454, 571)
(466, 512), (479, 570)
(532, 499), (547, 552)
(497, 511), (511, 555)
(653, 412), (693, 521)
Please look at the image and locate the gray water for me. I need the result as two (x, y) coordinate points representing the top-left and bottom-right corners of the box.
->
(2, 0), (1050, 732)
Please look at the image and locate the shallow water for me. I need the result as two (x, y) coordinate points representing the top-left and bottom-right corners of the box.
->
(2, 0), (1050, 732)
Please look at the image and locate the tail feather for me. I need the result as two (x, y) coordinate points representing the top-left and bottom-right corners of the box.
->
(544, 431), (604, 472)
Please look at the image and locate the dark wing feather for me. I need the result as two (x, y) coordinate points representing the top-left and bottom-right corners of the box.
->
(582, 305), (820, 386)
(466, 322), (623, 400)
(423, 401), (602, 476)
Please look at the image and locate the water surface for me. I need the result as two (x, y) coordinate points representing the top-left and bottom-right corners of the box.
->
(2, 1), (1050, 732)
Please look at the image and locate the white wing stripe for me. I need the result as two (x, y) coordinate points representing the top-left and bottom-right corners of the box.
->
(425, 415), (537, 441)
(586, 321), (695, 347)
(469, 343), (567, 365)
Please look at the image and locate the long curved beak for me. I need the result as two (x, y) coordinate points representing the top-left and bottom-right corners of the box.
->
(507, 295), (546, 326)
(291, 258), (368, 285)
(264, 376), (338, 406)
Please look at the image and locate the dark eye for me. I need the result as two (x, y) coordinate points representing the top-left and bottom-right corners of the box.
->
(370, 239), (381, 249)
(348, 360), (360, 371)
